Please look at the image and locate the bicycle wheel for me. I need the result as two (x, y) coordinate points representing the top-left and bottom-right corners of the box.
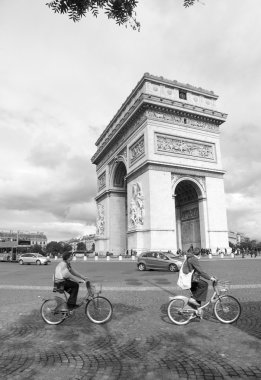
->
(167, 298), (194, 325)
(214, 295), (241, 324)
(41, 298), (67, 325)
(85, 296), (113, 324)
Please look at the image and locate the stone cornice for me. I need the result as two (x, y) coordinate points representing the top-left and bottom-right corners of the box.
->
(92, 98), (227, 166)
(92, 74), (228, 166)
(125, 160), (225, 183)
(95, 188), (126, 202)
(143, 73), (218, 98)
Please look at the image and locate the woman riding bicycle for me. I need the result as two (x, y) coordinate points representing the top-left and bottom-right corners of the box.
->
(183, 248), (216, 307)
(54, 251), (89, 310)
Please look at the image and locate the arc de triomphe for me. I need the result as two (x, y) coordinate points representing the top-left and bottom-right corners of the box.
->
(91, 73), (228, 255)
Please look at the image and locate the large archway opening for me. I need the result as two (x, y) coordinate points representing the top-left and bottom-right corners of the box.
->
(111, 161), (127, 254)
(175, 180), (202, 252)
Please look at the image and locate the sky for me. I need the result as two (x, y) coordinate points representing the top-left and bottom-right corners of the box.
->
(0, 0), (261, 242)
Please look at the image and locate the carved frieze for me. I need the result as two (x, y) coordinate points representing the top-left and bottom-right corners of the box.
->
(181, 207), (199, 221)
(98, 172), (106, 192)
(129, 135), (145, 166)
(96, 204), (105, 236)
(147, 110), (219, 133)
(156, 134), (215, 161)
(129, 182), (145, 228)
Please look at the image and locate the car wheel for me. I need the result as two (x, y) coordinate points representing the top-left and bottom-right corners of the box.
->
(19, 259), (24, 265)
(169, 263), (178, 272)
(138, 263), (146, 271)
(36, 260), (41, 265)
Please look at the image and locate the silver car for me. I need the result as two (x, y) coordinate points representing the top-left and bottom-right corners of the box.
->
(137, 251), (182, 272)
(18, 253), (49, 265)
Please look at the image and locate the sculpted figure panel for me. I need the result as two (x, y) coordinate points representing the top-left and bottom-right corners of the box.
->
(156, 134), (215, 161)
(181, 207), (199, 221)
(98, 172), (106, 191)
(96, 204), (105, 236)
(129, 135), (145, 165)
(129, 182), (145, 228)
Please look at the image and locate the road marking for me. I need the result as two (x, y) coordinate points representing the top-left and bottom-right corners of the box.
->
(0, 284), (261, 291)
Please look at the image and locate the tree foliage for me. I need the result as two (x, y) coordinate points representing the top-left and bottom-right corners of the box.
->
(46, 241), (64, 256)
(46, 0), (198, 30)
(77, 241), (86, 251)
(29, 244), (44, 254)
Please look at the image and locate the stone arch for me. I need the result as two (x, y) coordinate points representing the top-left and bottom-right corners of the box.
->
(110, 156), (127, 189)
(107, 157), (128, 254)
(172, 175), (206, 199)
(173, 177), (207, 252)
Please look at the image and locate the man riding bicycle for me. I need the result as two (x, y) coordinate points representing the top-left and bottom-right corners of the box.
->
(183, 248), (216, 308)
(54, 251), (89, 310)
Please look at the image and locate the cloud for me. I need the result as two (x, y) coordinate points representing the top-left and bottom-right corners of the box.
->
(27, 143), (71, 168)
(0, 0), (261, 241)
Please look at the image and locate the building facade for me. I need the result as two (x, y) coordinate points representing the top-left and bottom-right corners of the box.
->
(92, 73), (229, 255)
(0, 230), (47, 260)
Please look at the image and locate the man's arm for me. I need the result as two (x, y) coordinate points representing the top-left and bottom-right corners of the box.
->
(59, 262), (83, 282)
(69, 266), (88, 282)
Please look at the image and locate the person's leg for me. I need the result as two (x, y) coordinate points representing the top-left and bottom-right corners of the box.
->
(63, 279), (79, 308)
(191, 279), (208, 303)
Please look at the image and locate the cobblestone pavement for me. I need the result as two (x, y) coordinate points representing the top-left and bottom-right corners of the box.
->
(1, 286), (261, 380)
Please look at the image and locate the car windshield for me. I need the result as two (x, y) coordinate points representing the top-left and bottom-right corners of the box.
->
(168, 254), (178, 260)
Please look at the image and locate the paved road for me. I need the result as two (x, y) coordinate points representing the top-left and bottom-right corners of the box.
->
(0, 259), (261, 379)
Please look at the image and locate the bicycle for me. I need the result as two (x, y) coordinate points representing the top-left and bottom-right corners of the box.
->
(40, 281), (113, 325)
(167, 280), (241, 325)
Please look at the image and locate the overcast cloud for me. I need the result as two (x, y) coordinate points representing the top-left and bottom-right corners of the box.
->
(0, 0), (261, 241)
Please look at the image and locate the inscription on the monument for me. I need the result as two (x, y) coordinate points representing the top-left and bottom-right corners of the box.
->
(96, 204), (105, 236)
(156, 134), (215, 161)
(98, 172), (106, 191)
(129, 135), (145, 165)
(129, 182), (145, 228)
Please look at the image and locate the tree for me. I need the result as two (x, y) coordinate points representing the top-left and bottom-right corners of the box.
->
(29, 244), (44, 255)
(46, 0), (198, 30)
(46, 241), (64, 257)
(62, 243), (73, 253)
(77, 241), (86, 251)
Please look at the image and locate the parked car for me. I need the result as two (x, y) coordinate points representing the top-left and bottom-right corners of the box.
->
(137, 251), (182, 272)
(18, 253), (50, 265)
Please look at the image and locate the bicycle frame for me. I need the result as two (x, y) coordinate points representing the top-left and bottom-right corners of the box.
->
(171, 282), (225, 320)
(39, 283), (102, 312)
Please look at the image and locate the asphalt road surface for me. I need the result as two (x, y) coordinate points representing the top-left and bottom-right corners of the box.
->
(0, 257), (261, 380)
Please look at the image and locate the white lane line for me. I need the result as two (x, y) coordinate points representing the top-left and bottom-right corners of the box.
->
(0, 284), (261, 291)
